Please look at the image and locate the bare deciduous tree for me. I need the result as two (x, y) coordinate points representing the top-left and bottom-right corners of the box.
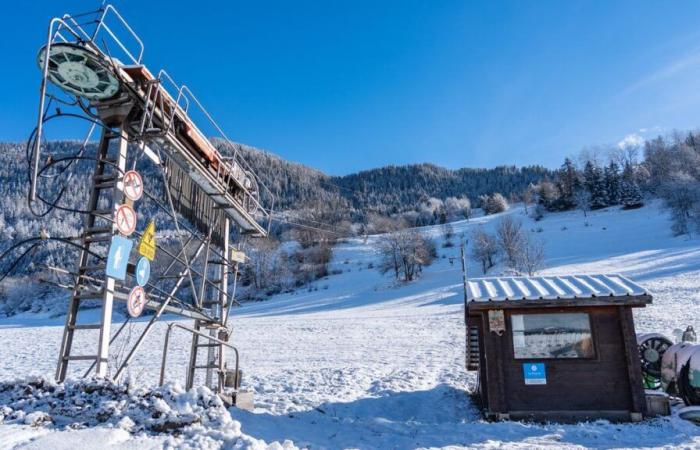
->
(471, 227), (498, 274)
(517, 233), (545, 276)
(376, 230), (435, 282)
(573, 187), (591, 218)
(495, 216), (524, 270)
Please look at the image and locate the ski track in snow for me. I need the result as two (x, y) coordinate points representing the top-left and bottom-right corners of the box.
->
(0, 202), (699, 449)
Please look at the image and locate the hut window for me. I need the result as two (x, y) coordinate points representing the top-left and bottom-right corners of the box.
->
(511, 313), (594, 359)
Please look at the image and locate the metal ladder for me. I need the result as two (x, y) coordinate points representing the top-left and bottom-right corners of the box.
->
(56, 127), (128, 382)
(186, 218), (231, 391)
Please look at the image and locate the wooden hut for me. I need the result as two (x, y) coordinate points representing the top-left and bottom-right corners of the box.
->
(465, 274), (651, 422)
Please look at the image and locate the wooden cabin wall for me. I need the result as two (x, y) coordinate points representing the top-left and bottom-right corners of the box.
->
(470, 305), (646, 420)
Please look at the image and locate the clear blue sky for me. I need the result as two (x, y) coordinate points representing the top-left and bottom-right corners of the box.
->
(4, 1), (700, 174)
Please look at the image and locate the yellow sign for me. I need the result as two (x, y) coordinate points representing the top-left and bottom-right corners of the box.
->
(138, 220), (157, 261)
(231, 249), (246, 264)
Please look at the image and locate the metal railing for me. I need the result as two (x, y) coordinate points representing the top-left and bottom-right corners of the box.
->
(31, 4), (274, 232)
(160, 322), (240, 391)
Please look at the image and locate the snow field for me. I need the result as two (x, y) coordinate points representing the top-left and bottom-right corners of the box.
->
(0, 202), (699, 448)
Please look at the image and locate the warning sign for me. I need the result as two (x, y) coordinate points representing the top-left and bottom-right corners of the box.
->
(230, 249), (246, 264)
(127, 286), (147, 318)
(123, 170), (143, 202)
(138, 220), (156, 261)
(115, 204), (137, 236)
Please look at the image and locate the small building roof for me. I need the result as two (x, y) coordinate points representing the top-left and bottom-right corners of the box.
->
(466, 274), (649, 306)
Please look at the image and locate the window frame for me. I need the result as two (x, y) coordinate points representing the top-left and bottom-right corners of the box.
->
(509, 310), (597, 361)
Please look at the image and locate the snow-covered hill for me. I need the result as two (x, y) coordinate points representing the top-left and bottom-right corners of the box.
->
(0, 202), (699, 449)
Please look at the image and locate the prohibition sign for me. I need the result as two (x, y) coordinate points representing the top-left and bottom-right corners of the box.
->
(115, 204), (137, 236)
(123, 170), (143, 201)
(127, 286), (147, 318)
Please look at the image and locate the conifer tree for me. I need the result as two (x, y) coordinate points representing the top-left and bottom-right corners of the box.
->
(584, 161), (608, 209)
(604, 161), (621, 205)
(620, 163), (644, 209)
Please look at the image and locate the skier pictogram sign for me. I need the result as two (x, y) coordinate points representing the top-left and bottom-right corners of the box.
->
(137, 220), (156, 261)
(115, 204), (137, 236)
(105, 235), (133, 280)
(123, 170), (143, 201)
(127, 286), (147, 318)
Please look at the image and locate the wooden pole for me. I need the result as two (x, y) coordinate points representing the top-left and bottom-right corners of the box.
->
(460, 237), (469, 363)
(460, 236), (469, 306)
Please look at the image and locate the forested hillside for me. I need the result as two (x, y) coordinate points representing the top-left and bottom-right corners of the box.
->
(221, 140), (550, 214)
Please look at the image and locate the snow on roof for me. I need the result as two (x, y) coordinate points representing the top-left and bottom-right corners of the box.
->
(466, 274), (648, 303)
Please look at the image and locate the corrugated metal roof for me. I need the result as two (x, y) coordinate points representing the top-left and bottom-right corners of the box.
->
(466, 274), (648, 302)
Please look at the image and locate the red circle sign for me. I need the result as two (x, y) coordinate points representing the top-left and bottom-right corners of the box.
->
(127, 286), (146, 318)
(123, 170), (143, 201)
(115, 204), (137, 236)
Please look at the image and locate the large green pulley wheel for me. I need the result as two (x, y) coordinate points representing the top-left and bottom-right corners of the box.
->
(38, 43), (121, 100)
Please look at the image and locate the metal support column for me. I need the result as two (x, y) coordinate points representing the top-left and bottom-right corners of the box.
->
(95, 127), (128, 377)
(55, 126), (128, 381)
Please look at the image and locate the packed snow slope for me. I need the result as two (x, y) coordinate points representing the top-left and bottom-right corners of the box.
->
(1, 201), (699, 449)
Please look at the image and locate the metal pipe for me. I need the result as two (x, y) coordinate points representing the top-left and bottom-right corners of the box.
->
(114, 238), (208, 381)
(160, 322), (239, 389)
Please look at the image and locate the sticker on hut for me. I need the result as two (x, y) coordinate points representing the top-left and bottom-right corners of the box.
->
(488, 309), (505, 335)
(523, 362), (546, 385)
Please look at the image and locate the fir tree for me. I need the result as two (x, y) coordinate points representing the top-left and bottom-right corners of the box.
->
(620, 163), (644, 209)
(584, 161), (608, 209)
(555, 158), (579, 209)
(604, 161), (621, 205)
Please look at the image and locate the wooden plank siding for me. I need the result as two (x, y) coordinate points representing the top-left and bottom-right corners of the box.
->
(471, 305), (647, 422)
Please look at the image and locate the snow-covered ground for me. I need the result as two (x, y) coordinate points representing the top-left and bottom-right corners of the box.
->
(1, 202), (699, 449)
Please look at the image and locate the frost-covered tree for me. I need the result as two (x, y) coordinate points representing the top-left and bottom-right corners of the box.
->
(375, 230), (435, 282)
(444, 196), (471, 221)
(495, 216), (524, 270)
(604, 162), (621, 205)
(584, 161), (608, 209)
(481, 193), (509, 215)
(573, 187), (591, 218)
(470, 227), (498, 273)
(517, 233), (545, 276)
(659, 173), (700, 237)
(620, 163), (644, 209)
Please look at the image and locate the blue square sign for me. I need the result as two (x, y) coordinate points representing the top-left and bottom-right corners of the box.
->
(106, 235), (133, 281)
(523, 362), (546, 385)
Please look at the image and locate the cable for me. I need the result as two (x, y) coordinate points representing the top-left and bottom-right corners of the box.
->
(0, 235), (102, 285)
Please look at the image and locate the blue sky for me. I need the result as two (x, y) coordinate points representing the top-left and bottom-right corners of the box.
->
(4, 1), (700, 174)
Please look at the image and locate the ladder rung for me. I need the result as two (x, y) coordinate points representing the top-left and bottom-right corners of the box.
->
(94, 181), (117, 190)
(73, 290), (104, 300)
(93, 174), (118, 182)
(70, 324), (102, 330)
(195, 343), (220, 348)
(84, 226), (113, 235)
(90, 209), (113, 216)
(194, 364), (220, 369)
(84, 235), (112, 243)
(64, 355), (98, 361)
